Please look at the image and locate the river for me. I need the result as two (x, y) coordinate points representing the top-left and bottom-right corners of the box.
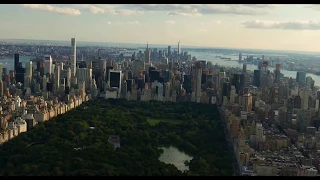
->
(0, 55), (36, 71)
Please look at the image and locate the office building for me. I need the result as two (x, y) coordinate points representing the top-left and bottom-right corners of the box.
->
(144, 43), (151, 64)
(238, 53), (242, 62)
(253, 70), (261, 87)
(24, 61), (32, 88)
(296, 71), (306, 85)
(14, 53), (19, 72)
(108, 70), (122, 92)
(44, 55), (52, 75)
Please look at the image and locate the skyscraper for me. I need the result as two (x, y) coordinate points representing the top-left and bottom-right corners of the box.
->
(14, 53), (19, 72)
(109, 70), (122, 93)
(242, 63), (247, 73)
(24, 61), (32, 88)
(238, 53), (242, 62)
(177, 41), (181, 61)
(195, 61), (202, 103)
(144, 43), (151, 64)
(25, 61), (32, 77)
(253, 70), (261, 87)
(54, 64), (60, 91)
(168, 46), (171, 58)
(0, 63), (3, 82)
(243, 93), (253, 112)
(71, 38), (77, 77)
(14, 53), (25, 84)
(296, 71), (306, 85)
(44, 55), (52, 75)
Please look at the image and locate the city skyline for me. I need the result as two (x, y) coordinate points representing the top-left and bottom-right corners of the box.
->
(2, 4), (320, 52)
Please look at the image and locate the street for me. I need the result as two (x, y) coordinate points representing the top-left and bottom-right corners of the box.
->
(218, 106), (241, 176)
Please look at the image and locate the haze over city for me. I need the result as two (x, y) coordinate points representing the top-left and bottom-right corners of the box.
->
(2, 4), (320, 52)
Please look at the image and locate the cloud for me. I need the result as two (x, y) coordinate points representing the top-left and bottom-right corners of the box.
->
(21, 4), (281, 17)
(74, 4), (144, 15)
(126, 4), (280, 16)
(241, 20), (320, 30)
(166, 20), (176, 24)
(168, 9), (202, 17)
(21, 4), (81, 16)
(104, 21), (140, 25)
(89, 5), (105, 14)
(70, 4), (280, 17)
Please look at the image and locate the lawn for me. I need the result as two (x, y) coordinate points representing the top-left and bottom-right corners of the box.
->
(146, 118), (182, 126)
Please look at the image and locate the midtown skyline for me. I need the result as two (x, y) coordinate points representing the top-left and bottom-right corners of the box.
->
(2, 4), (320, 52)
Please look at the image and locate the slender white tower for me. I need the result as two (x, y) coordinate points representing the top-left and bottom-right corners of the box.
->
(177, 40), (181, 62)
(71, 38), (76, 77)
(178, 40), (180, 55)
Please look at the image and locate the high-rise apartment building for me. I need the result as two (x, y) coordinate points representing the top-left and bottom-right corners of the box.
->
(195, 62), (202, 103)
(71, 38), (77, 77)
(54, 64), (61, 91)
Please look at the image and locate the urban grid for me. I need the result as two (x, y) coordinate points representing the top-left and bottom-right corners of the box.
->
(0, 37), (319, 176)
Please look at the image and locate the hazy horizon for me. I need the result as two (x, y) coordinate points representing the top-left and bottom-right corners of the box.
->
(2, 4), (320, 53)
(2, 38), (320, 56)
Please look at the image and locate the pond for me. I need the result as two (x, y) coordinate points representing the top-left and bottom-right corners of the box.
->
(158, 146), (193, 172)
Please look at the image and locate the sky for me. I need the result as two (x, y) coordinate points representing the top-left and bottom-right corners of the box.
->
(2, 4), (320, 52)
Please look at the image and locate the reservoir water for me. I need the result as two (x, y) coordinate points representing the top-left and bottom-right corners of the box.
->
(158, 146), (193, 172)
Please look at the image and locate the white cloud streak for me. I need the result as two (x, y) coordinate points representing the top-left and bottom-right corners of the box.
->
(21, 4), (81, 16)
(241, 20), (320, 30)
(127, 4), (280, 16)
(106, 21), (140, 25)
(74, 4), (144, 15)
(166, 20), (176, 24)
(20, 4), (282, 17)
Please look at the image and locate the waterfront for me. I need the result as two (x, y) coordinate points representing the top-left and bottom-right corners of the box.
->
(0, 55), (35, 71)
(189, 51), (320, 83)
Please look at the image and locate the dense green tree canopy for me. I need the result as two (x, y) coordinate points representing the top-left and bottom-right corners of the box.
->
(0, 99), (233, 176)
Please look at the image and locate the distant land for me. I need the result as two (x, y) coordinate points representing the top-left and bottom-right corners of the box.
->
(0, 38), (320, 56)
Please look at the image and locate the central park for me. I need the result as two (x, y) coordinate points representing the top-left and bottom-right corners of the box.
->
(0, 99), (233, 176)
